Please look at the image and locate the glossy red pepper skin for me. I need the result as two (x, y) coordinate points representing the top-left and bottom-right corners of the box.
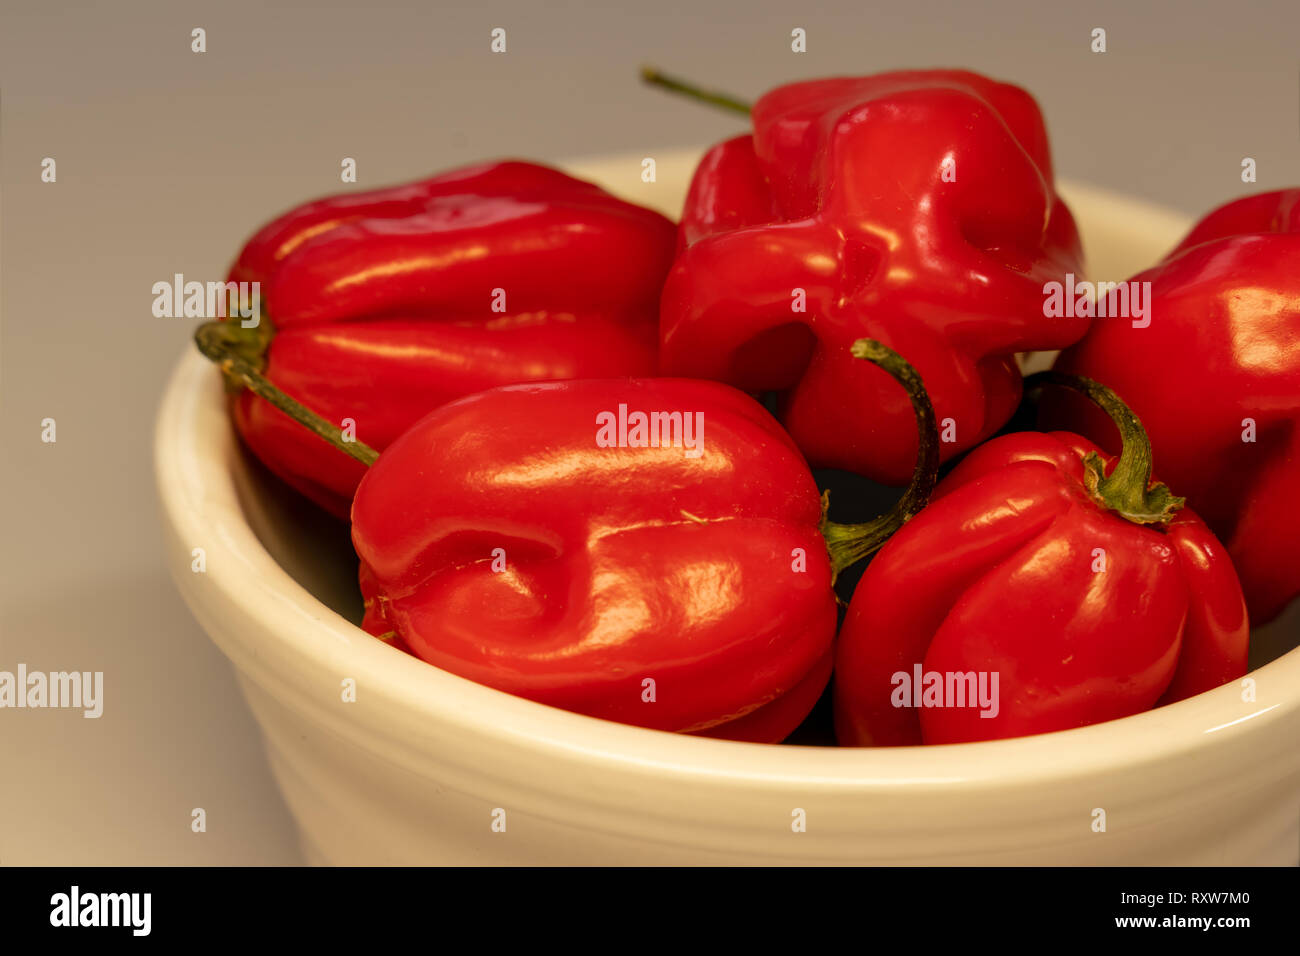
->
(227, 161), (676, 517)
(1048, 190), (1300, 623)
(351, 378), (837, 742)
(660, 71), (1086, 485)
(833, 430), (1248, 746)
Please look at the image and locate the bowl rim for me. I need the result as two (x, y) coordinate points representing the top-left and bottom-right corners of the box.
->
(154, 173), (1300, 794)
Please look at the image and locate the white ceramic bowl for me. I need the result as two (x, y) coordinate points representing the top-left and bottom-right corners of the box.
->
(157, 149), (1300, 865)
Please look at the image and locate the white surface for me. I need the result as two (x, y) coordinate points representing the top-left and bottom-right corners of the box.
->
(154, 150), (1300, 865)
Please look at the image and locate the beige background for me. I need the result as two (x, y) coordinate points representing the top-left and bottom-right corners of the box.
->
(2, 0), (1298, 864)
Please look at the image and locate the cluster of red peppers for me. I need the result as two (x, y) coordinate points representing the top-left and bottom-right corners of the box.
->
(196, 67), (1297, 747)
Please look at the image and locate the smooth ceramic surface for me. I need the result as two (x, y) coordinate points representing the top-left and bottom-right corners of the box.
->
(156, 149), (1300, 865)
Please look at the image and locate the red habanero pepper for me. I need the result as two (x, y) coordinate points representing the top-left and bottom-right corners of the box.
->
(834, 373), (1248, 746)
(658, 69), (1087, 485)
(1046, 189), (1300, 623)
(353, 377), (838, 741)
(223, 161), (676, 518)
(195, 324), (940, 742)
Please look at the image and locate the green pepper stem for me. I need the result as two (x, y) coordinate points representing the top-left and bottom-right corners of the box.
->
(819, 340), (941, 581)
(1025, 370), (1184, 526)
(194, 320), (379, 468)
(640, 66), (753, 115)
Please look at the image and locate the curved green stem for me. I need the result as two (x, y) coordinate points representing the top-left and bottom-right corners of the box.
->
(819, 339), (940, 581)
(640, 66), (753, 115)
(1025, 370), (1183, 526)
(195, 320), (379, 467)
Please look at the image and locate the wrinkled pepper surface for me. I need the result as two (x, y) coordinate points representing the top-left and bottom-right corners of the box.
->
(226, 161), (676, 517)
(348, 340), (937, 742)
(660, 70), (1087, 484)
(352, 378), (835, 741)
(1048, 189), (1300, 623)
(835, 375), (1248, 745)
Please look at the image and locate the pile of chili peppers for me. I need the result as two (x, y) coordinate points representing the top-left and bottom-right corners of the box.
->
(194, 67), (1296, 746)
